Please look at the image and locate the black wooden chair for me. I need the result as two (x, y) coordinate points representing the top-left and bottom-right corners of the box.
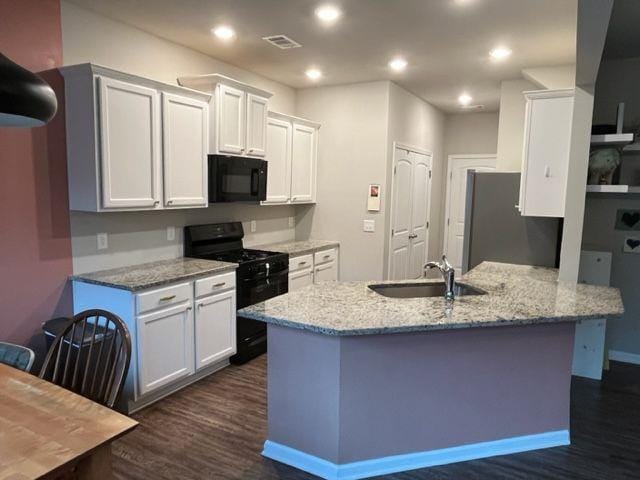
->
(39, 309), (132, 409)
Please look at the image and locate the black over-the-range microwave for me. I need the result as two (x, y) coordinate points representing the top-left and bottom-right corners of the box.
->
(208, 154), (268, 203)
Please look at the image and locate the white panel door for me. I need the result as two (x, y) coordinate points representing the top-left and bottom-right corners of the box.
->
(389, 147), (413, 280)
(217, 84), (245, 154)
(289, 268), (314, 291)
(314, 261), (338, 282)
(98, 76), (161, 209)
(137, 302), (195, 395)
(245, 93), (268, 157)
(194, 290), (236, 370)
(407, 152), (432, 279)
(444, 155), (497, 274)
(291, 123), (316, 203)
(162, 93), (209, 208)
(264, 116), (292, 204)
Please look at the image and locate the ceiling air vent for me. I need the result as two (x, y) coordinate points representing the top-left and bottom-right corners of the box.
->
(262, 35), (302, 50)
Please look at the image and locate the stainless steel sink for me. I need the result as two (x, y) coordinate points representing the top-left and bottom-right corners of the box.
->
(368, 282), (486, 299)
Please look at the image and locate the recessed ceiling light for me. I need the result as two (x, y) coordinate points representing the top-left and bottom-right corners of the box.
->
(388, 57), (408, 72)
(489, 46), (512, 60)
(315, 4), (342, 23)
(458, 93), (473, 106)
(212, 25), (236, 41)
(306, 68), (323, 80)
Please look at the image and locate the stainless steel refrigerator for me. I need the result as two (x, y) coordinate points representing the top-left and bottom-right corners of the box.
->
(461, 171), (561, 273)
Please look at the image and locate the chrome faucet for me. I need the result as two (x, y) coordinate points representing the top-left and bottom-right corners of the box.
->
(424, 255), (456, 301)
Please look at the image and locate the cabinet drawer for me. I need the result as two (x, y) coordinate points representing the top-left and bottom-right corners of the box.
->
(195, 271), (236, 298)
(289, 254), (313, 272)
(314, 248), (337, 265)
(136, 282), (192, 315)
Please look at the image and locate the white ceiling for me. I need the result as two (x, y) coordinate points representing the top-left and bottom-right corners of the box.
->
(67, 0), (577, 113)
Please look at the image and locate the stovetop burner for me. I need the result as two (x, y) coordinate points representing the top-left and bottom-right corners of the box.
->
(205, 248), (279, 264)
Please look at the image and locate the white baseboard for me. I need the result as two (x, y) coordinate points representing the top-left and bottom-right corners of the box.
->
(609, 350), (640, 365)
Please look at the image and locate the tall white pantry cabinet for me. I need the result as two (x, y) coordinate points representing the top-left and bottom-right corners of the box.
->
(61, 64), (211, 212)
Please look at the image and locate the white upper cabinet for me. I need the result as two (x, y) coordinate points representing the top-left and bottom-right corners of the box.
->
(264, 115), (292, 204)
(291, 122), (318, 204)
(178, 74), (272, 158)
(98, 77), (162, 209)
(218, 84), (245, 155)
(246, 93), (269, 157)
(519, 89), (574, 218)
(61, 64), (211, 212)
(263, 111), (319, 205)
(162, 93), (209, 208)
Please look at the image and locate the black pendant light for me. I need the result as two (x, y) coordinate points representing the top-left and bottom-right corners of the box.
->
(0, 51), (57, 127)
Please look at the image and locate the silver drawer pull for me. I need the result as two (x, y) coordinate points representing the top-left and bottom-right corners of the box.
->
(212, 282), (226, 289)
(323, 254), (330, 259)
(159, 295), (176, 302)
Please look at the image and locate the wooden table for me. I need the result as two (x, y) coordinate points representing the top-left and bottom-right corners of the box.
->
(0, 363), (138, 479)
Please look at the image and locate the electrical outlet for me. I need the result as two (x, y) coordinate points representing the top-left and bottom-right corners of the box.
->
(288, 216), (295, 228)
(250, 220), (257, 233)
(363, 219), (375, 233)
(97, 233), (108, 250)
(167, 226), (176, 241)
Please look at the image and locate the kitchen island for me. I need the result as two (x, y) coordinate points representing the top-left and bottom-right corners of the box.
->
(239, 262), (624, 480)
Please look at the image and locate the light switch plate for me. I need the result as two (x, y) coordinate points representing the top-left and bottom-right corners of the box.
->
(97, 233), (108, 250)
(363, 219), (375, 233)
(167, 226), (176, 241)
(250, 220), (257, 233)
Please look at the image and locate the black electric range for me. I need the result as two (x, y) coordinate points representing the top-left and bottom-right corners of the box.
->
(184, 222), (288, 364)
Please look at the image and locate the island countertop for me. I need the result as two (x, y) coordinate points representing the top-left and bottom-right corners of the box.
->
(238, 262), (624, 336)
(71, 258), (237, 292)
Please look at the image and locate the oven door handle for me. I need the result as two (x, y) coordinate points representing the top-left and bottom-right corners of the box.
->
(241, 269), (289, 283)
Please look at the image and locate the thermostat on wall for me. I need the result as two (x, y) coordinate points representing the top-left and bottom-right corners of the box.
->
(367, 184), (381, 212)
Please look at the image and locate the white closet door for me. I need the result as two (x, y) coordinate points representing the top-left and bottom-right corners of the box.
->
(217, 84), (245, 154)
(98, 76), (161, 209)
(389, 147), (413, 280)
(264, 116), (292, 204)
(444, 155), (496, 274)
(290, 123), (316, 203)
(407, 152), (432, 280)
(162, 93), (209, 208)
(245, 93), (268, 157)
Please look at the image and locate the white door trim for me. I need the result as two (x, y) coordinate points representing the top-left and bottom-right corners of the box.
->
(443, 154), (497, 260)
(387, 142), (434, 279)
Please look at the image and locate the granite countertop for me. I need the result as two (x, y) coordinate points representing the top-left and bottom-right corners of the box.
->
(71, 258), (237, 292)
(238, 262), (624, 336)
(255, 239), (340, 257)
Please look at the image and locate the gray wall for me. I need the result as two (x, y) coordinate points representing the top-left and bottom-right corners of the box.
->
(61, 1), (299, 273)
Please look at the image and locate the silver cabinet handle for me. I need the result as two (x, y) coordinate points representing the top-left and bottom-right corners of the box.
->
(323, 254), (331, 259)
(212, 282), (226, 289)
(167, 200), (173, 205)
(187, 306), (192, 312)
(299, 261), (307, 266)
(159, 295), (176, 302)
(154, 200), (160, 206)
(408, 234), (418, 239)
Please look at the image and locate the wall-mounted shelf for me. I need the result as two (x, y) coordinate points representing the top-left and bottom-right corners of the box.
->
(590, 133), (635, 146)
(586, 184), (640, 193)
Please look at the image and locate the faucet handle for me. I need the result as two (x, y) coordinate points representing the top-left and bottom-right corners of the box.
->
(441, 255), (453, 271)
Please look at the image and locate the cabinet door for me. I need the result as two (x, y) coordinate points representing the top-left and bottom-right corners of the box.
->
(98, 76), (161, 209)
(194, 290), (236, 370)
(217, 84), (245, 154)
(245, 94), (268, 157)
(520, 92), (574, 217)
(290, 123), (317, 203)
(137, 302), (194, 395)
(314, 261), (338, 283)
(289, 268), (314, 292)
(162, 93), (209, 208)
(264, 116), (292, 204)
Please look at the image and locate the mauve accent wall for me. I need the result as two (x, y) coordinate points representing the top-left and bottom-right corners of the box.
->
(0, 0), (72, 353)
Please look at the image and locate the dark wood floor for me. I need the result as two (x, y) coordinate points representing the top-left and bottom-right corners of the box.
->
(113, 358), (640, 480)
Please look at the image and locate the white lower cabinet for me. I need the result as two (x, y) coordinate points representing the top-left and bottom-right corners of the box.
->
(137, 302), (195, 396)
(289, 267), (314, 291)
(195, 289), (236, 370)
(289, 247), (339, 291)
